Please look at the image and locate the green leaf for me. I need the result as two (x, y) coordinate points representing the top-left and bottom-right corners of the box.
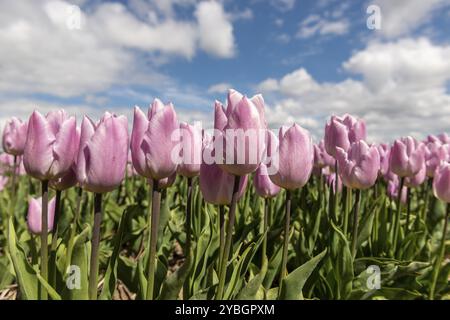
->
(279, 249), (327, 300)
(237, 256), (268, 300)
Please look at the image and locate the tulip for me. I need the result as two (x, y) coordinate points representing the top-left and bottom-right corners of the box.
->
(389, 136), (425, 178)
(216, 89), (267, 177)
(269, 124), (314, 190)
(254, 163), (281, 199)
(324, 114), (366, 157)
(438, 133), (450, 144)
(377, 143), (390, 177)
(267, 124), (313, 292)
(199, 161), (248, 205)
(23, 109), (77, 299)
(324, 168), (343, 194)
(131, 100), (179, 181)
(405, 163), (426, 188)
(27, 196), (56, 235)
(424, 142), (447, 178)
(313, 140), (334, 169)
(214, 101), (227, 131)
(176, 122), (202, 178)
(387, 176), (407, 204)
(76, 112), (128, 300)
(24, 110), (78, 181)
(131, 99), (180, 300)
(2, 117), (28, 156)
(430, 162), (450, 299)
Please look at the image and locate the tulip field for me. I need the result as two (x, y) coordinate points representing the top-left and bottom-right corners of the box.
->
(0, 89), (449, 301)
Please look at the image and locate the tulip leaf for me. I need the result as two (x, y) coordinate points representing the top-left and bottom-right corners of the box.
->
(279, 249), (327, 300)
(237, 256), (268, 300)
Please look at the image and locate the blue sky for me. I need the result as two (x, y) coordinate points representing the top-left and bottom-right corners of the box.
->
(1, 0), (450, 141)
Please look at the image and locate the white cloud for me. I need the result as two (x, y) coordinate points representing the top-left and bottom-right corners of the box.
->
(256, 38), (450, 142)
(371, 0), (450, 38)
(270, 0), (296, 11)
(297, 14), (349, 38)
(195, 1), (236, 58)
(207, 83), (232, 94)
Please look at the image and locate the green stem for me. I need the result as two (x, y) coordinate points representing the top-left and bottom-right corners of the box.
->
(216, 175), (241, 300)
(351, 189), (361, 258)
(146, 179), (161, 300)
(88, 192), (103, 300)
(39, 180), (49, 300)
(66, 187), (83, 271)
(49, 189), (62, 289)
(278, 189), (292, 297)
(262, 197), (269, 266)
(343, 187), (352, 235)
(405, 187), (411, 233)
(393, 177), (405, 255)
(429, 204), (449, 300)
(182, 177), (193, 300)
(218, 205), (225, 272)
(423, 179), (432, 222)
(334, 160), (339, 222)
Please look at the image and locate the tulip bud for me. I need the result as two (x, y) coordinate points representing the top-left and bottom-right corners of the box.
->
(405, 163), (427, 188)
(253, 163), (280, 198)
(433, 162), (450, 203)
(217, 90), (267, 176)
(77, 113), (129, 193)
(214, 101), (227, 131)
(23, 110), (78, 181)
(27, 196), (56, 235)
(387, 177), (407, 204)
(336, 140), (380, 190)
(2, 117), (28, 155)
(424, 142), (448, 177)
(377, 143), (390, 177)
(313, 139), (334, 169)
(389, 137), (425, 178)
(131, 100), (179, 180)
(269, 124), (314, 190)
(199, 160), (248, 205)
(324, 116), (350, 157)
(176, 122), (202, 178)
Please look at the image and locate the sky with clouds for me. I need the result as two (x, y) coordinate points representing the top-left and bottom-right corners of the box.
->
(1, 0), (450, 142)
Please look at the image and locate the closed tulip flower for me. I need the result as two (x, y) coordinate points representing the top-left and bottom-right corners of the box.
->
(324, 114), (366, 157)
(27, 196), (56, 235)
(438, 133), (450, 144)
(405, 162), (427, 188)
(76, 113), (129, 193)
(324, 169), (342, 194)
(254, 163), (280, 198)
(218, 89), (266, 176)
(433, 162), (450, 203)
(199, 161), (248, 205)
(177, 122), (202, 178)
(424, 142), (447, 177)
(387, 177), (407, 204)
(389, 137), (425, 178)
(377, 143), (390, 177)
(131, 99), (179, 180)
(2, 117), (28, 156)
(314, 139), (334, 169)
(270, 124), (314, 190)
(214, 101), (227, 131)
(336, 140), (380, 190)
(23, 110), (78, 181)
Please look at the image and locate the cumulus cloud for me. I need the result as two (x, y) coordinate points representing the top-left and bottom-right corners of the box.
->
(207, 83), (232, 94)
(256, 38), (450, 142)
(371, 0), (450, 38)
(0, 0), (237, 99)
(195, 1), (236, 58)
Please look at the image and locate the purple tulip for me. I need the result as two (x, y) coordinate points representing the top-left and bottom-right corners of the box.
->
(313, 139), (334, 169)
(324, 114), (366, 157)
(176, 122), (202, 178)
(424, 142), (448, 177)
(433, 162), (450, 203)
(199, 161), (248, 205)
(50, 127), (81, 191)
(76, 113), (129, 193)
(335, 140), (380, 190)
(269, 124), (314, 190)
(214, 101), (227, 131)
(27, 196), (56, 235)
(217, 89), (267, 176)
(387, 176), (407, 204)
(323, 168), (343, 194)
(377, 143), (390, 177)
(131, 100), (179, 180)
(438, 133), (450, 145)
(389, 137), (425, 178)
(404, 162), (427, 188)
(23, 110), (78, 181)
(253, 163), (280, 198)
(2, 117), (28, 156)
